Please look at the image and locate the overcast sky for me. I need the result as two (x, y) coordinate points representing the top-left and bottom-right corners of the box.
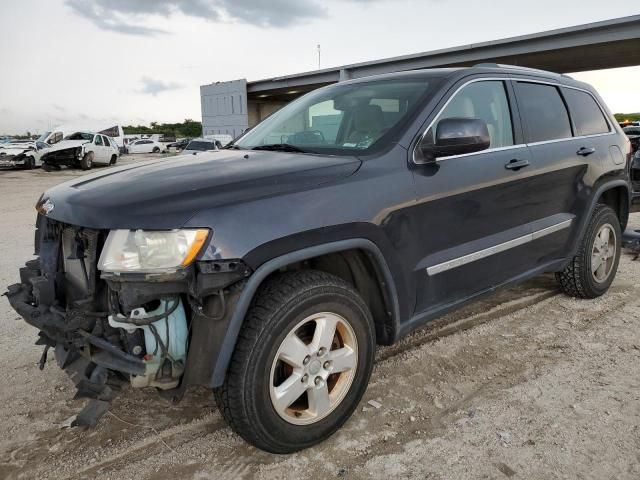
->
(0, 0), (638, 134)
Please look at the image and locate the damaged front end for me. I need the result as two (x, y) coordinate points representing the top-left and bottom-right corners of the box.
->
(5, 215), (250, 427)
(41, 146), (84, 169)
(0, 149), (29, 168)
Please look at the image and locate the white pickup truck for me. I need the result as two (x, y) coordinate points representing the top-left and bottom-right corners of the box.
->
(40, 132), (120, 170)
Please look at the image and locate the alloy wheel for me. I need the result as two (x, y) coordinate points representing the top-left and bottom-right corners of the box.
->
(591, 223), (616, 283)
(269, 312), (358, 425)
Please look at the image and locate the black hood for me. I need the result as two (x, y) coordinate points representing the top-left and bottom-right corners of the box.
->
(41, 150), (361, 229)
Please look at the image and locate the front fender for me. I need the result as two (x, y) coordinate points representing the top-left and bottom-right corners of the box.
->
(209, 238), (399, 387)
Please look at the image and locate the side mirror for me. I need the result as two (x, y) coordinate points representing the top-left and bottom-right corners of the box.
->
(416, 117), (490, 164)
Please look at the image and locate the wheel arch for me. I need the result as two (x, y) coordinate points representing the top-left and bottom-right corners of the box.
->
(568, 180), (630, 261)
(210, 239), (400, 387)
(597, 183), (630, 231)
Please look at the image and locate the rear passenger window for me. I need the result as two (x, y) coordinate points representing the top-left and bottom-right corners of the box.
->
(434, 81), (514, 149)
(515, 83), (572, 143)
(562, 89), (610, 136)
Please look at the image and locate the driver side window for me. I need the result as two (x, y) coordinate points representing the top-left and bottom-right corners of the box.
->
(427, 81), (514, 150)
(95, 135), (104, 146)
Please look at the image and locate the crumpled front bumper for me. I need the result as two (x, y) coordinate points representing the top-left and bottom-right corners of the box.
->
(5, 238), (252, 426)
(5, 259), (146, 426)
(0, 154), (25, 167)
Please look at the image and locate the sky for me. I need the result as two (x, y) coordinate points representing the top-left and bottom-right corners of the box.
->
(0, 0), (638, 135)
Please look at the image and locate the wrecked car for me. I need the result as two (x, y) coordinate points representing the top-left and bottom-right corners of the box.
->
(5, 64), (633, 454)
(41, 132), (119, 170)
(0, 140), (50, 169)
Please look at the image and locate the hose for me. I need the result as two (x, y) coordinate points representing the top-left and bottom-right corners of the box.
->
(117, 296), (181, 326)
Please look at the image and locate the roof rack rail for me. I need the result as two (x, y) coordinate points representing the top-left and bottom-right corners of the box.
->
(473, 63), (570, 78)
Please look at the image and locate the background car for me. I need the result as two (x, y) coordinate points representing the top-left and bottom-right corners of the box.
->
(167, 138), (191, 151)
(41, 132), (119, 170)
(0, 140), (50, 169)
(127, 139), (168, 154)
(623, 125), (640, 153)
(182, 138), (220, 155)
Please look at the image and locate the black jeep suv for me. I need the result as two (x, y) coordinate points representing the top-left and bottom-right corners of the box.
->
(6, 65), (633, 453)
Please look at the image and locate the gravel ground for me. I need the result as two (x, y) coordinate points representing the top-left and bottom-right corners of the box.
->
(0, 158), (639, 480)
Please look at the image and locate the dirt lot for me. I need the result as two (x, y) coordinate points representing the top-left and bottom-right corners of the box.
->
(0, 158), (639, 480)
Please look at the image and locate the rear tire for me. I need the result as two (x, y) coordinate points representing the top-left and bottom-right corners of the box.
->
(214, 270), (375, 453)
(80, 152), (93, 170)
(152, 147), (160, 153)
(556, 204), (621, 299)
(109, 154), (117, 165)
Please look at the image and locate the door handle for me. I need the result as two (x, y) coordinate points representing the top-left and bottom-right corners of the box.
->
(505, 159), (530, 171)
(577, 147), (596, 157)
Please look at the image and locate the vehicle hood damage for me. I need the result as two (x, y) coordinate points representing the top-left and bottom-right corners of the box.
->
(0, 143), (36, 166)
(40, 140), (91, 169)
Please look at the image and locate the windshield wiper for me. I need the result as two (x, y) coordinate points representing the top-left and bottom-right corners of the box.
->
(223, 143), (243, 150)
(252, 143), (308, 153)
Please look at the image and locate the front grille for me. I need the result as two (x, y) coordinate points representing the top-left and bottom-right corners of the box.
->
(61, 226), (100, 302)
(37, 215), (105, 308)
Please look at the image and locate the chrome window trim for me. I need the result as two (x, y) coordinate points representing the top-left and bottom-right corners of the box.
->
(525, 131), (616, 148)
(426, 219), (573, 276)
(516, 77), (614, 133)
(412, 75), (616, 164)
(412, 77), (514, 164)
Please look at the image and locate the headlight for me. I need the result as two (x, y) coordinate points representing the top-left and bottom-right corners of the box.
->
(98, 229), (210, 273)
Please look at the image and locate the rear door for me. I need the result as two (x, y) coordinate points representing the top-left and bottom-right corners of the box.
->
(411, 77), (545, 314)
(512, 80), (613, 261)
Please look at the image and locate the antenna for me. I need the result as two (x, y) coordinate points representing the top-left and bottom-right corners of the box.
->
(317, 44), (321, 69)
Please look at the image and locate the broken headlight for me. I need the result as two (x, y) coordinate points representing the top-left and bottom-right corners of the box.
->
(98, 229), (209, 273)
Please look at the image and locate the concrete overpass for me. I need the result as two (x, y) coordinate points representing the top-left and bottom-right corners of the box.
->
(200, 15), (640, 137)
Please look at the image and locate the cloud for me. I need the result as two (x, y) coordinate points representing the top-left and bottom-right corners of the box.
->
(66, 0), (169, 36)
(139, 76), (183, 96)
(65, 0), (330, 33)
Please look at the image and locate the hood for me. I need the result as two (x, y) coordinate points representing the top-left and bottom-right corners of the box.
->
(48, 139), (90, 151)
(0, 147), (29, 155)
(41, 150), (361, 229)
(0, 144), (35, 154)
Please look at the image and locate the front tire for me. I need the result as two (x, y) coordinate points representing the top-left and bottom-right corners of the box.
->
(556, 204), (621, 298)
(152, 146), (160, 153)
(214, 270), (375, 453)
(23, 156), (36, 170)
(80, 152), (93, 170)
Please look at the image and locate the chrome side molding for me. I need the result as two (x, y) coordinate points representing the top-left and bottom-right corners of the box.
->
(427, 219), (573, 276)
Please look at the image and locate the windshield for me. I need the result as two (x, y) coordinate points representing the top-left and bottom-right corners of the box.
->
(235, 77), (442, 155)
(64, 132), (95, 141)
(186, 140), (216, 151)
(37, 131), (51, 142)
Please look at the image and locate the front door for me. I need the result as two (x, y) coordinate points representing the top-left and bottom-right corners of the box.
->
(410, 78), (560, 315)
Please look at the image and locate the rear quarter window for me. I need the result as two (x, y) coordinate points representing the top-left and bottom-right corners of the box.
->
(562, 89), (610, 136)
(515, 82), (572, 143)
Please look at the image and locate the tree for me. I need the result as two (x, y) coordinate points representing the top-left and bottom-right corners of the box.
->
(614, 113), (640, 123)
(122, 119), (203, 138)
